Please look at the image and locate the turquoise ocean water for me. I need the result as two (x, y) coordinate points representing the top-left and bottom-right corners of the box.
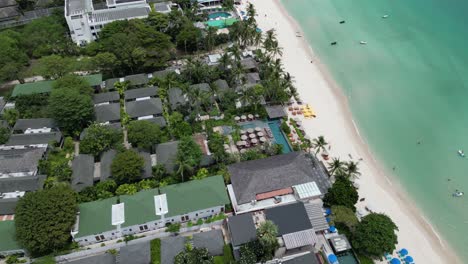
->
(280, 0), (468, 259)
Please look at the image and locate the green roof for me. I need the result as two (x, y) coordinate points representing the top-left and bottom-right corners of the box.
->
(75, 197), (119, 238)
(12, 74), (103, 97)
(75, 176), (229, 238)
(0, 221), (21, 252)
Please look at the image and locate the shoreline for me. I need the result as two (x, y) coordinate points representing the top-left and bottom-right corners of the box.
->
(249, 0), (461, 262)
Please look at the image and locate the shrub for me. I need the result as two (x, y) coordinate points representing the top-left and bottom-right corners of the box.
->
(166, 223), (181, 233)
(150, 239), (161, 264)
(280, 121), (291, 134)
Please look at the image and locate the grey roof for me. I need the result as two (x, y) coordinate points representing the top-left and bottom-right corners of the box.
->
(265, 105), (287, 119)
(0, 148), (46, 174)
(154, 2), (170, 12)
(283, 229), (317, 250)
(152, 69), (176, 79)
(0, 174), (46, 193)
(241, 58), (257, 70)
(329, 235), (352, 253)
(126, 98), (163, 118)
(0, 97), (6, 111)
(246, 72), (260, 84)
(93, 91), (120, 105)
(148, 116), (167, 128)
(120, 241), (151, 264)
(304, 203), (329, 232)
(105, 78), (121, 90)
(227, 213), (257, 247)
(213, 79), (229, 91)
(66, 253), (116, 264)
(0, 6), (18, 20)
(190, 83), (211, 93)
(139, 151), (152, 179)
(0, 198), (18, 215)
(71, 154), (95, 192)
(193, 230), (224, 256)
(124, 87), (157, 100)
(0, 0), (16, 7)
(13, 118), (57, 132)
(90, 7), (150, 23)
(95, 103), (121, 123)
(6, 132), (62, 146)
(167, 87), (186, 110)
(124, 73), (150, 87)
(228, 151), (331, 204)
(155, 141), (179, 173)
(100, 149), (117, 181)
(161, 236), (186, 264)
(265, 202), (312, 236)
(283, 253), (319, 264)
(66, 0), (92, 15)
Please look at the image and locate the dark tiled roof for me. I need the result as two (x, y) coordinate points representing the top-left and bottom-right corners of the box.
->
(120, 241), (151, 264)
(0, 148), (46, 174)
(265, 202), (312, 236)
(139, 151), (152, 179)
(0, 198), (18, 215)
(66, 253), (116, 264)
(193, 229), (224, 256)
(265, 105), (287, 119)
(246, 72), (260, 84)
(161, 237), (186, 264)
(13, 118), (57, 132)
(5, 132), (62, 146)
(152, 69), (176, 79)
(227, 213), (257, 247)
(241, 58), (257, 70)
(105, 78), (121, 90)
(0, 174), (46, 193)
(93, 91), (120, 104)
(213, 79), (229, 92)
(100, 149), (116, 181)
(155, 141), (179, 173)
(167, 87), (186, 110)
(124, 73), (150, 87)
(147, 116), (167, 128)
(283, 253), (319, 264)
(0, 6), (18, 20)
(126, 98), (163, 118)
(228, 151), (331, 204)
(124, 87), (157, 100)
(71, 154), (95, 192)
(190, 83), (211, 93)
(94, 103), (121, 123)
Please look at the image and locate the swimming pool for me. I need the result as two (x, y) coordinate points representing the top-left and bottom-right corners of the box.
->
(337, 251), (359, 264)
(208, 12), (231, 19)
(206, 18), (238, 29)
(268, 121), (292, 154)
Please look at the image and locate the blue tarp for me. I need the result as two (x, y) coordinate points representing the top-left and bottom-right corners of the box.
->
(390, 258), (401, 264)
(328, 254), (338, 263)
(404, 256), (414, 263)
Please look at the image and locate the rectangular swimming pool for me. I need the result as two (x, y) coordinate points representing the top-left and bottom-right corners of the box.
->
(267, 121), (292, 154)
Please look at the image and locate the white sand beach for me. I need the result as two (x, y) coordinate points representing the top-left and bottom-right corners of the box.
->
(248, 0), (461, 262)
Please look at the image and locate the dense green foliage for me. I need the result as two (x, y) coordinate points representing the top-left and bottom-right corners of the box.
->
(76, 180), (117, 203)
(352, 213), (398, 259)
(323, 177), (359, 211)
(174, 247), (213, 264)
(150, 238), (161, 264)
(39, 147), (72, 183)
(115, 183), (138, 196)
(239, 244), (256, 264)
(0, 127), (10, 144)
(168, 112), (192, 139)
(48, 89), (94, 135)
(80, 123), (122, 157)
(14, 94), (50, 118)
(15, 186), (77, 257)
(207, 132), (228, 163)
(111, 149), (144, 184)
(256, 220), (279, 260)
(175, 136), (202, 181)
(53, 74), (94, 95)
(127, 120), (163, 150)
(3, 108), (19, 127)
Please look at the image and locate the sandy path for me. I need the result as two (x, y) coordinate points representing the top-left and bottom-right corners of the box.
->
(248, 0), (461, 262)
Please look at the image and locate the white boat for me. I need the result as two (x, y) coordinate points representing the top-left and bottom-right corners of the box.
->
(382, 14), (389, 18)
(458, 150), (465, 157)
(453, 190), (464, 197)
(360, 41), (367, 45)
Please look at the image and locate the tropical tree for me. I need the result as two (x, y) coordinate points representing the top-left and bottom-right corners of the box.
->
(352, 213), (398, 259)
(175, 136), (203, 181)
(174, 247), (213, 264)
(15, 185), (77, 257)
(80, 123), (122, 157)
(115, 183), (138, 196)
(204, 26), (218, 52)
(328, 157), (346, 176)
(239, 244), (256, 264)
(0, 127), (9, 144)
(312, 135), (328, 154)
(345, 161), (361, 180)
(127, 120), (163, 150)
(111, 149), (144, 184)
(256, 220), (279, 254)
(323, 177), (359, 211)
(208, 132), (228, 163)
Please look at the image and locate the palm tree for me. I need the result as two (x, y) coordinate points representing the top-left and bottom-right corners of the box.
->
(219, 52), (232, 72)
(175, 156), (194, 182)
(327, 157), (345, 176)
(312, 135), (328, 154)
(257, 220), (278, 248)
(205, 27), (217, 51)
(270, 40), (283, 58)
(238, 87), (253, 107)
(345, 161), (361, 180)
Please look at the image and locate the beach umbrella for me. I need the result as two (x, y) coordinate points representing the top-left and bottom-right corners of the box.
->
(404, 256), (414, 263)
(257, 131), (264, 137)
(390, 258), (401, 264)
(251, 138), (258, 144)
(234, 116), (240, 121)
(241, 115), (246, 120)
(399, 248), (408, 257)
(255, 127), (262, 132)
(259, 137), (266, 143)
(325, 208), (332, 215)
(249, 134), (256, 139)
(247, 128), (254, 134)
(248, 114), (254, 119)
(236, 141), (243, 146)
(329, 226), (337, 233)
(327, 254), (338, 264)
(240, 129), (246, 134)
(241, 135), (248, 140)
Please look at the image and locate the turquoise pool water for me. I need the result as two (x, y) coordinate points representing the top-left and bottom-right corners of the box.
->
(268, 121), (292, 154)
(208, 12), (231, 19)
(337, 252), (359, 264)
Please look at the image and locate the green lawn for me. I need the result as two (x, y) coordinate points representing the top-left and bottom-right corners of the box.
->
(150, 238), (161, 264)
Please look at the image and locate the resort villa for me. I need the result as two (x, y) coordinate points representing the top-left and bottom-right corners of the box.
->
(71, 176), (229, 245)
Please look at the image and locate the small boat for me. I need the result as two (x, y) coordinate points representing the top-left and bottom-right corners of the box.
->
(453, 190), (464, 197)
(382, 14), (389, 18)
(331, 41), (337, 45)
(360, 41), (367, 45)
(458, 150), (465, 157)
(339, 20), (345, 24)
